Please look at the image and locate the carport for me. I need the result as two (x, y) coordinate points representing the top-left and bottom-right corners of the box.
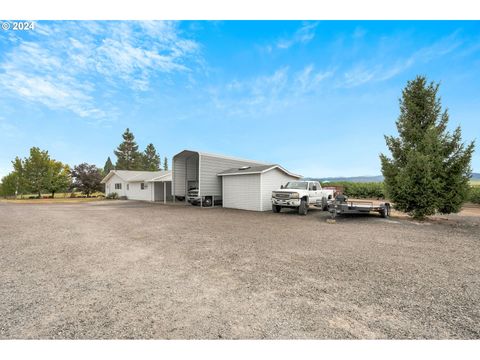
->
(172, 149), (267, 207)
(148, 172), (173, 203)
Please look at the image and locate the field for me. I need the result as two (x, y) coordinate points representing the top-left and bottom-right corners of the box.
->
(1, 200), (479, 339)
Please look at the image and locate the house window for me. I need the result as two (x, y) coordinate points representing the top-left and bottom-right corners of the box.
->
(126, 184), (129, 190)
(141, 182), (145, 190)
(115, 183), (122, 190)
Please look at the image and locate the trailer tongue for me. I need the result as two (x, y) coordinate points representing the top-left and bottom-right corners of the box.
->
(328, 195), (391, 219)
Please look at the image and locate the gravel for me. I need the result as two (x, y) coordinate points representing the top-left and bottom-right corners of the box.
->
(0, 200), (479, 339)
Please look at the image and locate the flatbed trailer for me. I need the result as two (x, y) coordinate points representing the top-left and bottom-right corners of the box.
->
(328, 196), (391, 219)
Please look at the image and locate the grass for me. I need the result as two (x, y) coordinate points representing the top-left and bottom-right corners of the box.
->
(1, 192), (105, 203)
(0, 197), (104, 204)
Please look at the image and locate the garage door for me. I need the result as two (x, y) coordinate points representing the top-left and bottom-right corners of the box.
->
(222, 174), (261, 211)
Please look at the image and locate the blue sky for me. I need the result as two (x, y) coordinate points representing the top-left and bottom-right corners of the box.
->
(0, 20), (479, 178)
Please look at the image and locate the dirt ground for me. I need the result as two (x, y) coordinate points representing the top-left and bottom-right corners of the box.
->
(0, 200), (479, 339)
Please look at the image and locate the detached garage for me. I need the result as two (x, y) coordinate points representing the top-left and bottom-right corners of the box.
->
(218, 165), (301, 211)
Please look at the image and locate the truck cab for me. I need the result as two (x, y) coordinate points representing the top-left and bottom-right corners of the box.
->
(271, 180), (335, 215)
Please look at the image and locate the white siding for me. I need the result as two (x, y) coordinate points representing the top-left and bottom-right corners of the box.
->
(126, 182), (153, 201)
(104, 174), (127, 197)
(222, 174), (261, 211)
(260, 169), (299, 211)
(173, 153), (199, 196)
(173, 157), (186, 196)
(199, 154), (261, 197)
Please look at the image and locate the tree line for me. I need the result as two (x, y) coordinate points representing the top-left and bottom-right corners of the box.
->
(0, 128), (169, 198)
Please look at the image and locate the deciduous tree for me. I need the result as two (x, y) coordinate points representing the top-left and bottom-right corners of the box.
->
(71, 163), (103, 197)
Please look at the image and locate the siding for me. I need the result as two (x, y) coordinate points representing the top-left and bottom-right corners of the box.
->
(173, 153), (198, 196)
(222, 174), (261, 211)
(260, 169), (299, 211)
(199, 154), (261, 197)
(125, 181), (153, 201)
(105, 174), (127, 197)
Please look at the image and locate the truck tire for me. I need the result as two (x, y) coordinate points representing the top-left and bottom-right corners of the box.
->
(272, 205), (281, 213)
(321, 197), (328, 211)
(298, 199), (308, 215)
(203, 197), (213, 207)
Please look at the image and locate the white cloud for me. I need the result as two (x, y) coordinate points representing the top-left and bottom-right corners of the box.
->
(210, 64), (333, 117)
(276, 22), (318, 49)
(0, 21), (200, 119)
(339, 31), (463, 87)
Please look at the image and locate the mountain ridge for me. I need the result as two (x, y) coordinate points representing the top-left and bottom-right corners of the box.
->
(305, 173), (480, 183)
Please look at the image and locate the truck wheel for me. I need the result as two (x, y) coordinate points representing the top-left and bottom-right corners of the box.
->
(298, 199), (308, 215)
(272, 205), (281, 213)
(321, 197), (328, 211)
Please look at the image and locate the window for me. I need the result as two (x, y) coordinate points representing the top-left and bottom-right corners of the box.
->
(126, 184), (129, 190)
(141, 182), (145, 190)
(308, 182), (314, 191)
(115, 183), (122, 190)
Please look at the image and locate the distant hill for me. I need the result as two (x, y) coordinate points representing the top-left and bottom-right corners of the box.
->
(306, 173), (480, 183)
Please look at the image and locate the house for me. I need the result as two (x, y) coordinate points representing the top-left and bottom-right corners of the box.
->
(172, 150), (267, 206)
(218, 164), (301, 211)
(172, 149), (301, 211)
(101, 170), (172, 203)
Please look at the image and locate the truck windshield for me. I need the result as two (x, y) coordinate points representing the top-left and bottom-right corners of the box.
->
(284, 182), (308, 190)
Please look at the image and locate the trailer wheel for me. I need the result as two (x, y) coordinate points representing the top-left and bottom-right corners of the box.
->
(298, 199), (308, 215)
(380, 205), (389, 218)
(272, 205), (281, 213)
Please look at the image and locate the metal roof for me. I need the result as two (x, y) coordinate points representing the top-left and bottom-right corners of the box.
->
(100, 170), (171, 183)
(173, 149), (268, 165)
(217, 164), (302, 178)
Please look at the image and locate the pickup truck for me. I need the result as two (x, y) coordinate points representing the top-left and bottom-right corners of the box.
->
(271, 180), (335, 215)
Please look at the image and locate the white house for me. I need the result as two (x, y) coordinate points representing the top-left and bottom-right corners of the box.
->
(218, 164), (301, 211)
(101, 170), (172, 202)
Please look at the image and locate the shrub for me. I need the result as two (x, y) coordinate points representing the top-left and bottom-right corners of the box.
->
(106, 192), (119, 200)
(469, 187), (480, 204)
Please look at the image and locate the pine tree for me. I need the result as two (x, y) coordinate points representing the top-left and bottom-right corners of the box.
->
(380, 76), (475, 220)
(114, 128), (142, 170)
(103, 157), (114, 175)
(163, 156), (168, 171)
(142, 143), (161, 171)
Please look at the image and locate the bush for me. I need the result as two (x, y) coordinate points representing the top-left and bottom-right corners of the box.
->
(106, 192), (119, 200)
(469, 187), (480, 204)
(322, 182), (385, 199)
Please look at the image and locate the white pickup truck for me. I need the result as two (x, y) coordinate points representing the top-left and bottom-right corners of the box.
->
(271, 180), (335, 215)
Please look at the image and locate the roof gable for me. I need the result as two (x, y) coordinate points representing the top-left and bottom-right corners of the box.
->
(217, 164), (301, 178)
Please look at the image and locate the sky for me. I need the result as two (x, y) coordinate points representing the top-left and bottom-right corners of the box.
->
(0, 20), (479, 178)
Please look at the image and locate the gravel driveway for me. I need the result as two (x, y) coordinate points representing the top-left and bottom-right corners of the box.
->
(0, 200), (479, 339)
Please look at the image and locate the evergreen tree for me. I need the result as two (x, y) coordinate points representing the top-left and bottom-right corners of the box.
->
(103, 156), (114, 175)
(142, 143), (161, 171)
(380, 76), (475, 220)
(114, 128), (142, 170)
(163, 156), (168, 171)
